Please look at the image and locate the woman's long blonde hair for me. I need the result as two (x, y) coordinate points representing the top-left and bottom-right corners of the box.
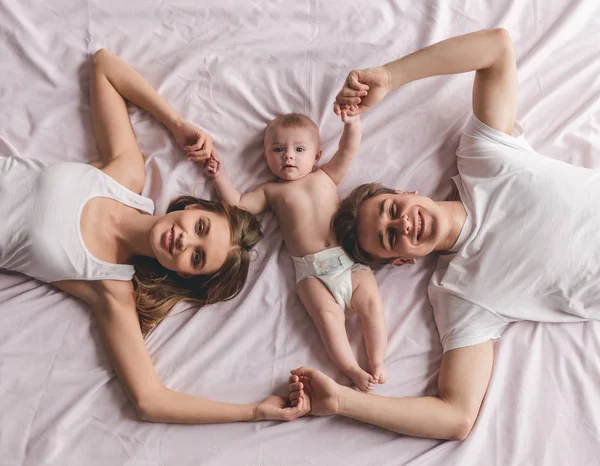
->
(132, 196), (263, 335)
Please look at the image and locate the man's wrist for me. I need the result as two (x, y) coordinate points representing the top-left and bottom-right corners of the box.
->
(334, 385), (353, 416)
(383, 62), (401, 92)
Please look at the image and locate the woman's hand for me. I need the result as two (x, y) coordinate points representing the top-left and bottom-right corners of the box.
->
(334, 67), (391, 117)
(254, 395), (307, 421)
(171, 120), (214, 163)
(288, 366), (341, 416)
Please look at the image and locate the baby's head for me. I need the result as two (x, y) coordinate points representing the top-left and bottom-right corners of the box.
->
(263, 113), (322, 181)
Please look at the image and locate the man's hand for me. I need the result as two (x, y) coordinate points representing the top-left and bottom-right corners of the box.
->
(334, 67), (391, 116)
(288, 366), (341, 417)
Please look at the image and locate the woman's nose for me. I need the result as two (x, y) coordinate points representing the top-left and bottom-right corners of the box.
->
(178, 232), (201, 252)
(176, 233), (187, 251)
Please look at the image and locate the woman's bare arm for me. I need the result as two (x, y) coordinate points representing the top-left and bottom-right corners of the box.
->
(89, 282), (304, 424)
(89, 49), (213, 192)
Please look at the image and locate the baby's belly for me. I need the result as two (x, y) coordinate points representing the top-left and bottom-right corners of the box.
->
(277, 206), (339, 257)
(272, 177), (341, 256)
(283, 227), (339, 257)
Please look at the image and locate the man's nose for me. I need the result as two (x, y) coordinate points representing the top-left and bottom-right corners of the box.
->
(392, 215), (410, 235)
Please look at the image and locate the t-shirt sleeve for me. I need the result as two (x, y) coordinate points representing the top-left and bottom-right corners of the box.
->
(429, 285), (507, 353)
(458, 114), (532, 155)
(453, 114), (541, 211)
(455, 114), (537, 178)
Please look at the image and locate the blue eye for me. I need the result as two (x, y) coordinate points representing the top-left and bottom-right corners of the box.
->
(274, 148), (283, 153)
(296, 147), (305, 153)
(192, 251), (200, 266)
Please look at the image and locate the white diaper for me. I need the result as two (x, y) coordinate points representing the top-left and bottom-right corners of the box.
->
(292, 246), (370, 314)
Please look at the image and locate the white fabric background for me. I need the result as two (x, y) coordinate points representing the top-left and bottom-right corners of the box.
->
(1, 1), (599, 465)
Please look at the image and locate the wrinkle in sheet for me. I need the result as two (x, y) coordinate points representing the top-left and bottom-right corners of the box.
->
(2, 1), (600, 465)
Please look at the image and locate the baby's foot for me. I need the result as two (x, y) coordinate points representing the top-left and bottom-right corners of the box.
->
(346, 366), (376, 392)
(369, 362), (387, 385)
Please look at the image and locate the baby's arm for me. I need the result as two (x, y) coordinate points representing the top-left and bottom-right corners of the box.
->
(204, 155), (269, 215)
(321, 110), (361, 185)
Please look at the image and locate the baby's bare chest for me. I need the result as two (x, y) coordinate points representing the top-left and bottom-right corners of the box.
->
(269, 173), (339, 225)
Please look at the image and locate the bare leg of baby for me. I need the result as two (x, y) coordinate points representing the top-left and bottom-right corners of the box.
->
(298, 278), (376, 392)
(351, 269), (388, 384)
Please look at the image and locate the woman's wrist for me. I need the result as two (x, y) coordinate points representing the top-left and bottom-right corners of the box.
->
(251, 403), (263, 421)
(166, 114), (185, 133)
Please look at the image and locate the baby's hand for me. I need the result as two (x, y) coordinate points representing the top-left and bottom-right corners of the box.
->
(340, 107), (360, 125)
(204, 154), (222, 179)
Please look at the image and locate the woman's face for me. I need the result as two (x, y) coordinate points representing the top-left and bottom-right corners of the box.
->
(151, 206), (232, 276)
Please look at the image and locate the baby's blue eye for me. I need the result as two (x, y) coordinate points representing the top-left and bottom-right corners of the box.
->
(296, 147), (305, 153)
(274, 148), (283, 153)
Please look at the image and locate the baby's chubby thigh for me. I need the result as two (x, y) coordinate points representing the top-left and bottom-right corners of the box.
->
(297, 277), (346, 324)
(349, 268), (384, 318)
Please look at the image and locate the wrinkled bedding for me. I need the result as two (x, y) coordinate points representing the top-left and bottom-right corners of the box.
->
(1, 1), (599, 465)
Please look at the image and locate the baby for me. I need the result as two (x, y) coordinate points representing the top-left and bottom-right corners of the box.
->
(204, 111), (386, 391)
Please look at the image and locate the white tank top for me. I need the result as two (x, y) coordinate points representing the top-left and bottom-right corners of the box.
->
(0, 139), (155, 283)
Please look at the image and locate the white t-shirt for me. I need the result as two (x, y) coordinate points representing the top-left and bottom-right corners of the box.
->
(429, 115), (600, 353)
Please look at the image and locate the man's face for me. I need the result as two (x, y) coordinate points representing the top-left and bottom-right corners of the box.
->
(356, 191), (451, 265)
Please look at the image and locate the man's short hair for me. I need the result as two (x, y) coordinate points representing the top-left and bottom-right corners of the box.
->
(332, 182), (397, 269)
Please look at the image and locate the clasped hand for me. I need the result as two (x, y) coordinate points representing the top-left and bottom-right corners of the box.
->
(171, 119), (214, 163)
(334, 66), (392, 117)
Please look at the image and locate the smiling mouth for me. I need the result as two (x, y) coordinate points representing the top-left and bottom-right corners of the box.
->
(165, 226), (174, 254)
(417, 213), (423, 241)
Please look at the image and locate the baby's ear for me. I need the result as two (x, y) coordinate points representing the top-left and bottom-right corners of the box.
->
(314, 149), (323, 164)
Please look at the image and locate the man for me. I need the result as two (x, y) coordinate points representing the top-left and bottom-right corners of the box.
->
(288, 28), (600, 440)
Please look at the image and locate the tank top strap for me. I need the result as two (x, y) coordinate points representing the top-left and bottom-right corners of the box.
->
(76, 166), (156, 282)
(94, 166), (155, 215)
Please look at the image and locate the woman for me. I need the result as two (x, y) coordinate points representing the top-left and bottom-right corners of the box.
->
(0, 49), (305, 423)
(288, 28), (600, 439)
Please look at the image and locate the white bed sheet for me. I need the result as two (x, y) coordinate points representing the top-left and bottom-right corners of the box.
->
(1, 1), (599, 465)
